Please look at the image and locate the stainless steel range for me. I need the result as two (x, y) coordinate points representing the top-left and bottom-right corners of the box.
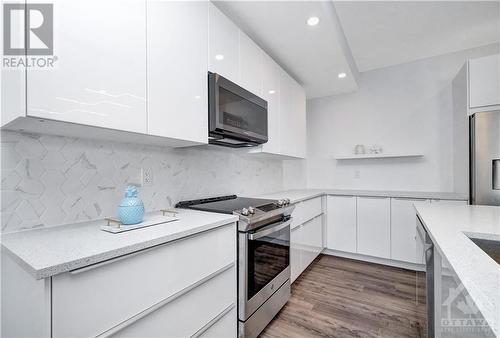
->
(176, 195), (294, 338)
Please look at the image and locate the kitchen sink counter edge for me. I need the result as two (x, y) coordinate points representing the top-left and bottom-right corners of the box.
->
(257, 189), (469, 204)
(415, 203), (500, 337)
(0, 209), (238, 280)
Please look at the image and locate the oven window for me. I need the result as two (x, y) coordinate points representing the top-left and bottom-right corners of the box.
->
(247, 225), (290, 300)
(218, 87), (267, 136)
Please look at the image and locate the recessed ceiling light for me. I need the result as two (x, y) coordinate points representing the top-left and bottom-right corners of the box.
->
(338, 72), (347, 79)
(307, 16), (320, 26)
(215, 54), (224, 61)
(268, 90), (276, 94)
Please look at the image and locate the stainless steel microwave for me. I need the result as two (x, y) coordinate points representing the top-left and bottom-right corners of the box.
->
(208, 72), (268, 147)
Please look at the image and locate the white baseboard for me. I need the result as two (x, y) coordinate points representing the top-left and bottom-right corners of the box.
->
(322, 248), (425, 272)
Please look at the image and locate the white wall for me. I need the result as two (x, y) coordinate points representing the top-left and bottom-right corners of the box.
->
(302, 43), (500, 192)
(0, 131), (283, 233)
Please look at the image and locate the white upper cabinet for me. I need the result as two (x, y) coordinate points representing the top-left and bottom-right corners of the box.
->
(327, 196), (357, 253)
(280, 71), (306, 158)
(208, 3), (239, 83)
(260, 54), (281, 154)
(356, 197), (391, 259)
(390, 198), (429, 264)
(1, 63), (25, 127)
(27, 0), (147, 134)
(238, 32), (263, 96)
(147, 0), (208, 145)
(469, 54), (500, 109)
(279, 70), (306, 158)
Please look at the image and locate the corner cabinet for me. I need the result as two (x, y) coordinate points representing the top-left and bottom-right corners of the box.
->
(26, 0), (147, 133)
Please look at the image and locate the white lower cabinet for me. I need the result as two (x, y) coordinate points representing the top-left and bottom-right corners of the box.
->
(391, 198), (430, 264)
(51, 223), (237, 338)
(356, 197), (391, 259)
(110, 266), (235, 338)
(290, 215), (323, 282)
(326, 196), (357, 253)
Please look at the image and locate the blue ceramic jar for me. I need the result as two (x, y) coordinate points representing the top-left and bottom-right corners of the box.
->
(117, 186), (145, 225)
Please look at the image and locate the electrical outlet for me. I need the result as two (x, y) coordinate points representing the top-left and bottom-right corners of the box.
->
(354, 170), (361, 179)
(142, 168), (153, 186)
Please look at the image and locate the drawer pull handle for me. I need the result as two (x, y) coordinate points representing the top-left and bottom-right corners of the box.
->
(191, 303), (235, 338)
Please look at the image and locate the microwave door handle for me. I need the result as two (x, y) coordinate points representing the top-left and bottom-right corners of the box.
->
(248, 219), (292, 240)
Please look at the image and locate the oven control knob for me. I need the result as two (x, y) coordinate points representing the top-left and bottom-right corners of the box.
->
(277, 199), (284, 207)
(241, 208), (249, 216)
(284, 198), (290, 205)
(248, 206), (255, 214)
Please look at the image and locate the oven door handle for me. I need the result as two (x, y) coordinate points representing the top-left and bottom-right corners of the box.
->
(248, 219), (292, 240)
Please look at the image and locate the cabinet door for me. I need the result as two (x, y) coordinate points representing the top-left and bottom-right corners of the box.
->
(238, 32), (262, 96)
(327, 196), (357, 253)
(260, 54), (281, 154)
(278, 69), (294, 157)
(208, 3), (239, 83)
(290, 225), (301, 283)
(469, 54), (500, 108)
(27, 0), (147, 133)
(391, 198), (430, 263)
(357, 197), (391, 259)
(1, 64), (25, 126)
(147, 1), (208, 144)
(292, 81), (307, 158)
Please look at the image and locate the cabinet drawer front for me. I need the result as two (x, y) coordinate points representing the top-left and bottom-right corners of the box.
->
(110, 266), (236, 338)
(292, 197), (322, 228)
(199, 307), (237, 338)
(52, 223), (236, 338)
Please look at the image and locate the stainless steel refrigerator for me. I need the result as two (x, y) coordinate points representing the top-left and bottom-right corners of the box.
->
(470, 110), (500, 206)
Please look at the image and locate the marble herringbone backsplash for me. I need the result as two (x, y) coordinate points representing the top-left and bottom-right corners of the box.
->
(0, 131), (283, 233)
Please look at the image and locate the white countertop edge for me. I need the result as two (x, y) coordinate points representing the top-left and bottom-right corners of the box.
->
(414, 205), (500, 336)
(2, 212), (238, 280)
(257, 189), (468, 204)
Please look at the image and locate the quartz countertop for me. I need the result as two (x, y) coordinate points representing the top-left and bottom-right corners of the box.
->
(414, 204), (500, 336)
(1, 209), (238, 280)
(257, 189), (468, 204)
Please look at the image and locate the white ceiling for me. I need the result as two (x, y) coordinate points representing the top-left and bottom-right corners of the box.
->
(334, 1), (500, 72)
(215, 1), (500, 99)
(214, 1), (359, 99)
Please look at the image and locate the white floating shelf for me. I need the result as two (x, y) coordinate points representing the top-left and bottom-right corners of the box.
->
(334, 153), (424, 160)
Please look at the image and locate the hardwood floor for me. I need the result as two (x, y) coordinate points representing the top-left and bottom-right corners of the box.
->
(260, 254), (426, 338)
